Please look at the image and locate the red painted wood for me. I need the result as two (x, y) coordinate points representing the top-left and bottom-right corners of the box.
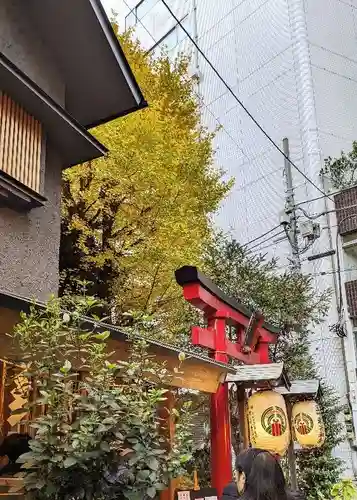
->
(191, 326), (215, 350)
(183, 283), (276, 344)
(177, 274), (278, 495)
(210, 317), (231, 496)
(256, 342), (270, 364)
(192, 326), (260, 364)
(210, 382), (231, 497)
(226, 339), (259, 364)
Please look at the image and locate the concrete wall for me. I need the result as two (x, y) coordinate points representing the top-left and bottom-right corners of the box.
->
(0, 147), (62, 301)
(0, 0), (65, 105)
(0, 0), (65, 299)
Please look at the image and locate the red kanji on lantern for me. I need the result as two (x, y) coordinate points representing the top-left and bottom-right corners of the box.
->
(272, 419), (282, 437)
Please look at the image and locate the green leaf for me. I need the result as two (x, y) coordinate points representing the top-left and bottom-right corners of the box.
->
(34, 479), (45, 489)
(147, 486), (156, 499)
(149, 472), (157, 482)
(128, 455), (141, 466)
(94, 331), (110, 341)
(60, 360), (72, 374)
(16, 452), (37, 463)
(180, 454), (192, 463)
(100, 441), (110, 452)
(154, 483), (167, 491)
(137, 469), (150, 480)
(148, 457), (159, 471)
(63, 457), (77, 468)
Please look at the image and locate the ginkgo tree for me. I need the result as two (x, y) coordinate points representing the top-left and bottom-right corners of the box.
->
(60, 29), (231, 322)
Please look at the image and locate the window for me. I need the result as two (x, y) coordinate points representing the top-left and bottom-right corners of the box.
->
(0, 92), (43, 194)
(160, 26), (178, 51)
(125, 10), (137, 30)
(136, 0), (158, 20)
(125, 0), (159, 30)
(148, 14), (191, 55)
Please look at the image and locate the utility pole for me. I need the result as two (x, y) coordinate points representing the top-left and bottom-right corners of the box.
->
(282, 137), (299, 491)
(283, 137), (301, 272)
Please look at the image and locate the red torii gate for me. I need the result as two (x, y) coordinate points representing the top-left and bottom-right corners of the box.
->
(175, 266), (280, 495)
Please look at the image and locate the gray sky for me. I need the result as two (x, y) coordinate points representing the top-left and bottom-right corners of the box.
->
(100, 0), (123, 16)
(100, 0), (128, 28)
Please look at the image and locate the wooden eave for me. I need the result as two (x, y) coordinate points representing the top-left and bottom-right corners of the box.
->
(0, 290), (235, 394)
(0, 53), (107, 168)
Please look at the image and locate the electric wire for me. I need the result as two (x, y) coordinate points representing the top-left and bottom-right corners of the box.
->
(312, 267), (357, 276)
(241, 224), (282, 248)
(123, 3), (300, 248)
(297, 202), (357, 221)
(295, 185), (357, 207)
(246, 229), (286, 252)
(122, 0), (250, 163)
(249, 236), (288, 255)
(160, 0), (333, 202)
(124, 1), (338, 251)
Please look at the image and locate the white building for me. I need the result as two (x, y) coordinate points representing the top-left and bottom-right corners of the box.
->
(102, 0), (357, 475)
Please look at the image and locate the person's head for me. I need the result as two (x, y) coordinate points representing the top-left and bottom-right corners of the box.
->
(235, 448), (287, 500)
(0, 433), (31, 463)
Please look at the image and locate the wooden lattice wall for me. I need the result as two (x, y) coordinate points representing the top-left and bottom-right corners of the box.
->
(0, 92), (42, 193)
(0, 361), (30, 440)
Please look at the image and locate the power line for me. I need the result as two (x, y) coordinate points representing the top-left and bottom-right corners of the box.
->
(124, 1), (330, 251)
(295, 185), (357, 207)
(249, 235), (288, 254)
(242, 224), (282, 248)
(160, 0), (333, 202)
(312, 267), (357, 276)
(297, 202), (357, 222)
(247, 230), (286, 252)
(122, 0), (250, 163)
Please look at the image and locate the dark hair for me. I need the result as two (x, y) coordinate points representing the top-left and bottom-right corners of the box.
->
(235, 448), (288, 500)
(0, 433), (31, 463)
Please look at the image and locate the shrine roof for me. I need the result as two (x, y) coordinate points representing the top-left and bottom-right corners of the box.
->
(226, 362), (290, 390)
(175, 266), (280, 334)
(0, 289), (236, 375)
(274, 379), (321, 398)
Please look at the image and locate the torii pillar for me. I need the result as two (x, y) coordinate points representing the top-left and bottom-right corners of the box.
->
(175, 266), (279, 496)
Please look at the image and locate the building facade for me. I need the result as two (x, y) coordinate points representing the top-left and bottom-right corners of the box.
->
(0, 0), (146, 302)
(107, 0), (357, 474)
(0, 0), (145, 434)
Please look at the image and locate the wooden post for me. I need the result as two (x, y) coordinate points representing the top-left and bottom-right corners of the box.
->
(286, 400), (297, 490)
(210, 317), (232, 497)
(237, 385), (249, 451)
(210, 381), (231, 496)
(159, 390), (177, 500)
(1, 362), (11, 437)
(0, 361), (6, 440)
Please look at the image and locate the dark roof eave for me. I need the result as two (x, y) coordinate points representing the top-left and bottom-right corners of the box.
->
(89, 0), (146, 115)
(28, 0), (146, 128)
(0, 52), (107, 167)
(86, 100), (148, 130)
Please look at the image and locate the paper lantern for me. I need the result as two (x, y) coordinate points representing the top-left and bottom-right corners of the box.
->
(292, 400), (325, 449)
(247, 391), (290, 456)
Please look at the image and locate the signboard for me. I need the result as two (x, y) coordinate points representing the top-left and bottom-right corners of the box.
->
(175, 488), (218, 500)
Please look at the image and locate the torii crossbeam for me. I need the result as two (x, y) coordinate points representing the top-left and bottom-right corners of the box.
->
(175, 266), (280, 495)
